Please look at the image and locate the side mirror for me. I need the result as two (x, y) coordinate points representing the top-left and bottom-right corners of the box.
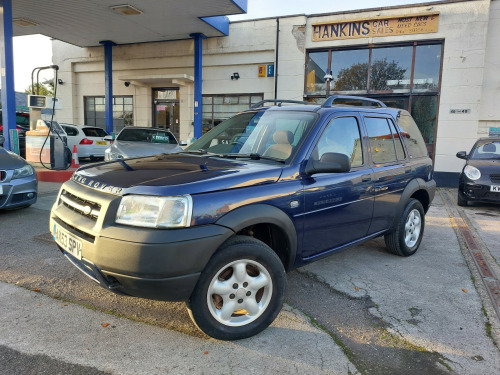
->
(456, 151), (467, 160)
(104, 135), (113, 141)
(0, 135), (5, 145)
(305, 152), (351, 175)
(180, 140), (188, 147)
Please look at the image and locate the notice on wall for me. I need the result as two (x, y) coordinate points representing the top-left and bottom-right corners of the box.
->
(489, 128), (500, 137)
(312, 13), (439, 42)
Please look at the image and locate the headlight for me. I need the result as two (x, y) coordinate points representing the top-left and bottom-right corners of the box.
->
(12, 164), (34, 179)
(116, 195), (193, 228)
(464, 165), (481, 180)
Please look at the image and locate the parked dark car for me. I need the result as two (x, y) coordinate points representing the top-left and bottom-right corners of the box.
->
(0, 135), (37, 210)
(50, 96), (435, 340)
(456, 137), (500, 206)
(0, 112), (30, 158)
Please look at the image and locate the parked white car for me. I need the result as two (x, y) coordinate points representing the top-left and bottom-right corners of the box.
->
(60, 124), (109, 161)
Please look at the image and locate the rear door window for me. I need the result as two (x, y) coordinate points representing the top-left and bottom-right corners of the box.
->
(364, 117), (398, 164)
(82, 127), (107, 137)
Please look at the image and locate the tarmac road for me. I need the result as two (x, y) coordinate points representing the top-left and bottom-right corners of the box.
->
(0, 182), (499, 374)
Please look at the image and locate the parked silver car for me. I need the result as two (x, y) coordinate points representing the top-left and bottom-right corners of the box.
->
(0, 135), (37, 210)
(104, 127), (183, 161)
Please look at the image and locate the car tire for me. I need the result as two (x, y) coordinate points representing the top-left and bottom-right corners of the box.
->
(457, 192), (468, 207)
(186, 235), (286, 340)
(384, 198), (425, 257)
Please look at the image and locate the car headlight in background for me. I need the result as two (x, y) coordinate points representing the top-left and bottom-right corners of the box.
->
(464, 165), (481, 180)
(105, 148), (124, 161)
(12, 164), (34, 179)
(116, 195), (193, 228)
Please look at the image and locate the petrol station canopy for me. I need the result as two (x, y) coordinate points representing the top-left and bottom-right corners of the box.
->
(10, 0), (247, 46)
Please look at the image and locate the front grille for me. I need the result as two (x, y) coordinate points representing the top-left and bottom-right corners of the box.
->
(490, 174), (500, 184)
(0, 170), (5, 181)
(60, 190), (101, 221)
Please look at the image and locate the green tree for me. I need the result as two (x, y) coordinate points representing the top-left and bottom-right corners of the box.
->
(333, 58), (407, 91)
(333, 62), (368, 91)
(25, 79), (55, 96)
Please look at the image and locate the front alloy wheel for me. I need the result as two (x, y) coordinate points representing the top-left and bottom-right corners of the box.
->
(187, 236), (286, 340)
(207, 259), (273, 327)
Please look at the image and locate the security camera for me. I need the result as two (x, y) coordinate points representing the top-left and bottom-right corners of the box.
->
(324, 73), (333, 82)
(124, 81), (130, 87)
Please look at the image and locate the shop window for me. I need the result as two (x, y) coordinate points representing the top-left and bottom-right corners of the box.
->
(331, 49), (369, 92)
(413, 44), (442, 92)
(202, 94), (263, 134)
(306, 51), (329, 95)
(410, 95), (438, 157)
(84, 96), (133, 133)
(370, 46), (412, 92)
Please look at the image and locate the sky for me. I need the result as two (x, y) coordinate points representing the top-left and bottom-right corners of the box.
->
(10, 0), (444, 92)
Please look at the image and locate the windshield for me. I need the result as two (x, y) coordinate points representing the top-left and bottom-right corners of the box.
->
(470, 141), (500, 160)
(117, 128), (178, 144)
(186, 110), (318, 162)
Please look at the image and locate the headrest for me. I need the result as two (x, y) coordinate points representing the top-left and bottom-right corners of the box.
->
(273, 130), (293, 145)
(483, 143), (496, 152)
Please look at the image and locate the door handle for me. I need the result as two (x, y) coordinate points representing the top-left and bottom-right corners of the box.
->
(361, 174), (371, 182)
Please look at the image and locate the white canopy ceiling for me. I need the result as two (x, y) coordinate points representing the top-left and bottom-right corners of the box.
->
(11, 0), (246, 46)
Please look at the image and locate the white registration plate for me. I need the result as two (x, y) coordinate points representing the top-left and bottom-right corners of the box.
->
(490, 185), (500, 193)
(53, 224), (82, 260)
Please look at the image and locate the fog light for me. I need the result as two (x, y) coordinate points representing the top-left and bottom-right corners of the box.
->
(27, 192), (34, 199)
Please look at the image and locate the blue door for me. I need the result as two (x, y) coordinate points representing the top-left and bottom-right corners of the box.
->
(300, 114), (374, 259)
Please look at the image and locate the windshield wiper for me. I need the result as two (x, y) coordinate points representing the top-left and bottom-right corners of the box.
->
(221, 153), (286, 163)
(181, 149), (208, 155)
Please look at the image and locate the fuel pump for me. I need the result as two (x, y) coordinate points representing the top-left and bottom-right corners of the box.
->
(25, 65), (71, 169)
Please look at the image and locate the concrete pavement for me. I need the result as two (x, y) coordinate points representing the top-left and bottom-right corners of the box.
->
(0, 182), (499, 374)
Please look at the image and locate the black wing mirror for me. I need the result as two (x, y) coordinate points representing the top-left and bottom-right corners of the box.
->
(456, 151), (467, 160)
(305, 152), (351, 175)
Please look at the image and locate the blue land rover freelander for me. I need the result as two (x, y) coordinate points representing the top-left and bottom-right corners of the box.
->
(50, 96), (436, 340)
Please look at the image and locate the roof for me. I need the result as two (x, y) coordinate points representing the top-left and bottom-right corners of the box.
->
(11, 0), (247, 47)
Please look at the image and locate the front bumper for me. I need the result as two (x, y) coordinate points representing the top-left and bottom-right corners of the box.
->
(0, 174), (37, 209)
(50, 180), (234, 301)
(459, 181), (500, 204)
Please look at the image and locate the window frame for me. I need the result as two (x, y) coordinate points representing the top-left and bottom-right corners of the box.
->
(84, 95), (134, 133)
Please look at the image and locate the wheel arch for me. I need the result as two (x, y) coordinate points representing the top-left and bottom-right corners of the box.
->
(389, 178), (431, 230)
(215, 204), (297, 271)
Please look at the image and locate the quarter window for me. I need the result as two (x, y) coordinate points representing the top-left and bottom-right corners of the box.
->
(397, 115), (428, 158)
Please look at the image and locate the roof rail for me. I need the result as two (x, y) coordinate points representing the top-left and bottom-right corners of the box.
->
(251, 99), (313, 108)
(322, 95), (386, 108)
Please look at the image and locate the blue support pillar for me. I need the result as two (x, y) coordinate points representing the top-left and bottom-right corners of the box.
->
(190, 33), (206, 140)
(0, 0), (17, 151)
(99, 40), (116, 135)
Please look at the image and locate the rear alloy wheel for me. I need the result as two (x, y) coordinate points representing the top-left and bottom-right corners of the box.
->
(385, 198), (425, 257)
(187, 236), (286, 340)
